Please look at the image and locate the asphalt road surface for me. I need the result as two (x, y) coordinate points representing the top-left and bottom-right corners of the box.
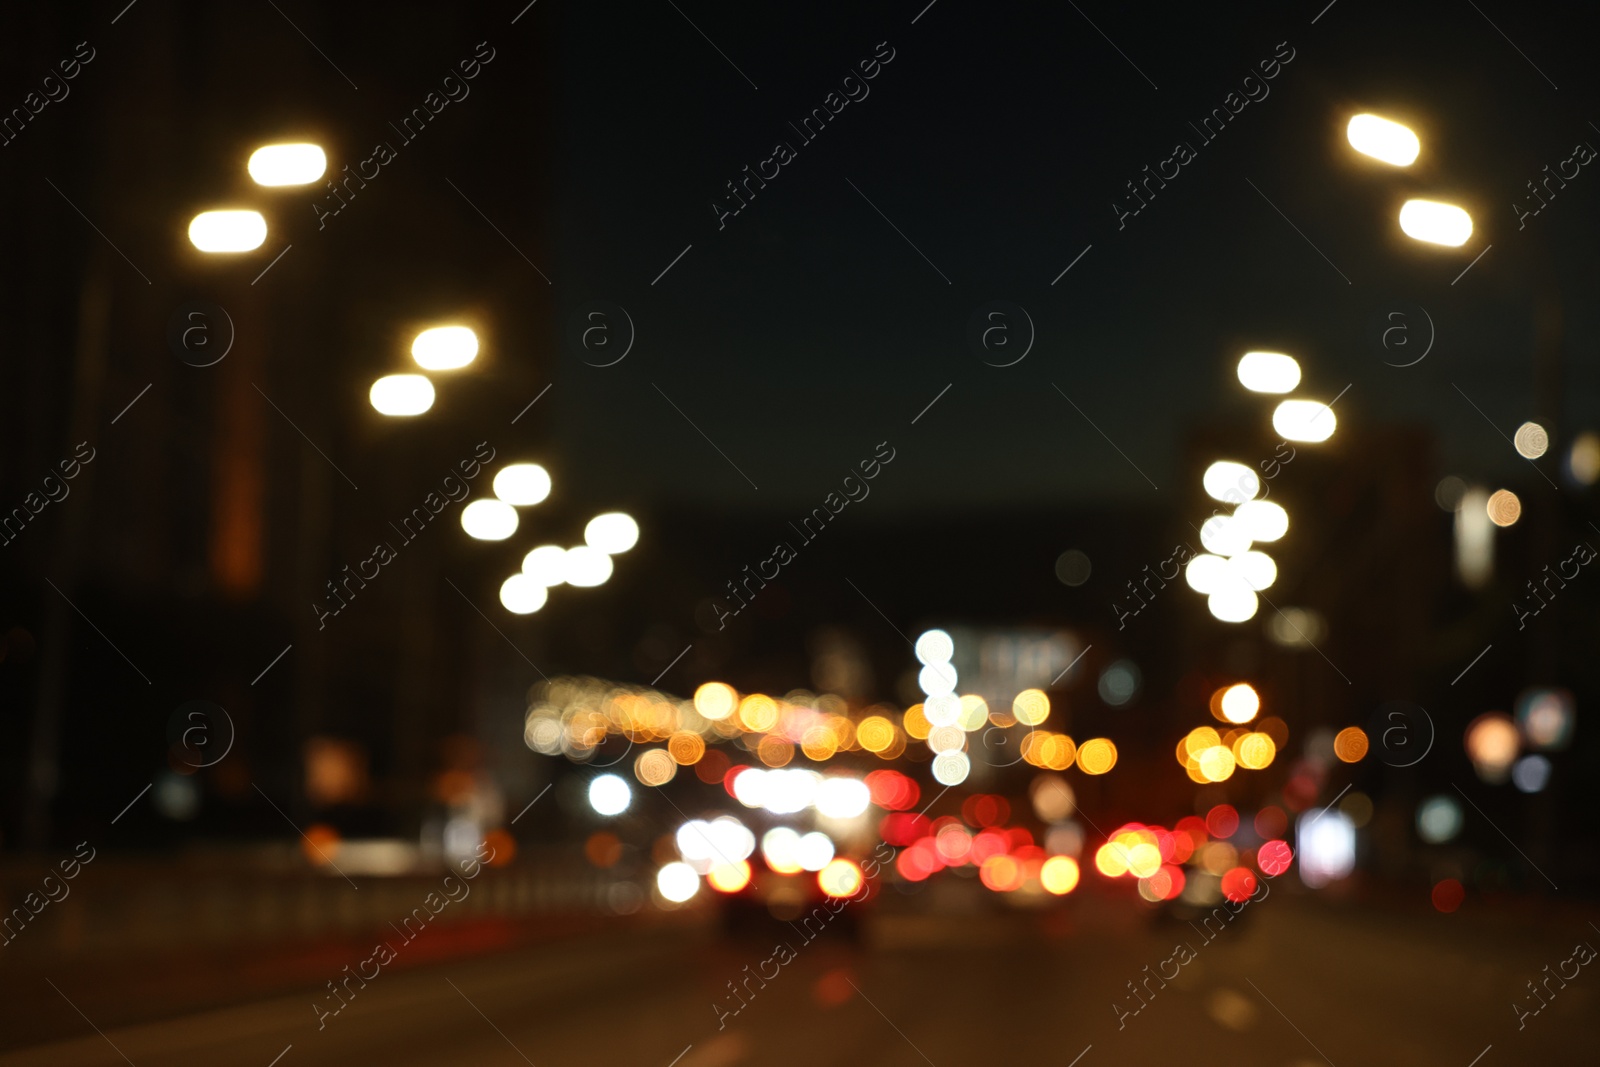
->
(5, 885), (1594, 1067)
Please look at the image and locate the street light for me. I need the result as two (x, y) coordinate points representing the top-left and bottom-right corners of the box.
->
(188, 209), (267, 252)
(247, 143), (327, 186)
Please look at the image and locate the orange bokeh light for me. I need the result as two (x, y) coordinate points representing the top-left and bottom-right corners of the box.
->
(1333, 726), (1369, 763)
(979, 854), (1025, 892)
(301, 824), (341, 867)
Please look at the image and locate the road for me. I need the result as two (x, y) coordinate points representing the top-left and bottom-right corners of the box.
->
(4, 883), (1594, 1066)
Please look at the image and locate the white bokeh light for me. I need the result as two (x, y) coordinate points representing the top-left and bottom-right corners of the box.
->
(585, 512), (640, 554)
(493, 464), (552, 506)
(1273, 400), (1337, 443)
(369, 374), (435, 417)
(411, 326), (479, 371)
(248, 143), (327, 186)
(188, 209), (267, 252)
(461, 499), (518, 540)
(1236, 352), (1302, 394)
(1200, 515), (1253, 557)
(1208, 587), (1259, 622)
(522, 545), (567, 586)
(1347, 114), (1420, 166)
(914, 629), (954, 665)
(1235, 499), (1288, 542)
(1185, 553), (1230, 594)
(499, 573), (548, 614)
(656, 862), (700, 903)
(814, 777), (871, 819)
(1203, 461), (1261, 502)
(563, 545), (614, 587)
(588, 774), (631, 816)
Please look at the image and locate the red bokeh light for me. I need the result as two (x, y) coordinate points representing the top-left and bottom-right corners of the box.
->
(897, 840), (940, 881)
(695, 748), (731, 785)
(879, 812), (932, 847)
(1175, 816), (1209, 849)
(970, 828), (1009, 864)
(866, 769), (920, 811)
(962, 793), (1011, 827)
(1206, 804), (1240, 839)
(1220, 866), (1258, 902)
(1258, 839), (1294, 877)
(1254, 805), (1288, 840)
(1432, 878), (1465, 913)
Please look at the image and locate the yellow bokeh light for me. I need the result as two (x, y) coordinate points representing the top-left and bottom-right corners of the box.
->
(1184, 726), (1222, 758)
(801, 726), (838, 762)
(957, 694), (989, 732)
(1333, 726), (1369, 763)
(694, 682), (738, 721)
(707, 861), (752, 893)
(1218, 683), (1260, 724)
(1040, 855), (1081, 895)
(738, 694), (779, 733)
(1198, 745), (1236, 782)
(818, 858), (864, 898)
(666, 731), (705, 766)
(1076, 738), (1117, 775)
(1094, 842), (1129, 878)
(1126, 842), (1161, 878)
(1236, 732), (1277, 770)
(1013, 688), (1051, 726)
(856, 716), (896, 754)
(902, 703), (932, 740)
